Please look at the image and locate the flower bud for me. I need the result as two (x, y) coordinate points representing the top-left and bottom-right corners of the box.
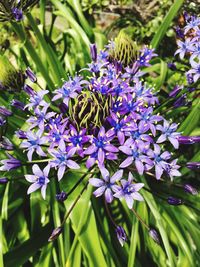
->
(173, 94), (187, 108)
(0, 106), (12, 117)
(167, 196), (183, 206)
(115, 226), (127, 247)
(48, 227), (62, 242)
(25, 67), (37, 83)
(0, 137), (13, 150)
(149, 229), (160, 244)
(186, 162), (200, 169)
(169, 85), (182, 97)
(184, 184), (198, 195)
(23, 84), (35, 96)
(56, 191), (68, 202)
(0, 177), (8, 184)
(12, 8), (23, 21)
(167, 62), (176, 71)
(90, 44), (97, 62)
(178, 136), (200, 144)
(11, 99), (25, 110)
(15, 130), (27, 139)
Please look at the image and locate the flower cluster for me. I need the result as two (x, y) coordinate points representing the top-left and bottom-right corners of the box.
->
(175, 13), (200, 84)
(0, 41), (182, 209)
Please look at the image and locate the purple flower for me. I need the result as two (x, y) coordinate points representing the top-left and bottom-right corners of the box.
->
(15, 130), (27, 139)
(165, 159), (181, 180)
(49, 143), (80, 181)
(20, 130), (47, 161)
(107, 112), (134, 145)
(119, 142), (150, 175)
(25, 90), (49, 110)
(65, 125), (89, 157)
(187, 60), (200, 83)
(89, 168), (123, 203)
(0, 153), (21, 171)
(115, 226), (127, 246)
(47, 119), (68, 148)
(113, 172), (144, 209)
(175, 39), (194, 60)
(147, 144), (171, 180)
(12, 7), (23, 21)
(25, 164), (50, 199)
(25, 67), (37, 83)
(184, 16), (200, 33)
(156, 120), (180, 149)
(137, 47), (157, 67)
(84, 127), (118, 166)
(167, 62), (176, 71)
(0, 106), (12, 116)
(0, 116), (6, 126)
(52, 76), (84, 105)
(136, 107), (162, 136)
(27, 106), (55, 131)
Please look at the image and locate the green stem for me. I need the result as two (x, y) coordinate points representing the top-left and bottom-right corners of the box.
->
(11, 22), (55, 90)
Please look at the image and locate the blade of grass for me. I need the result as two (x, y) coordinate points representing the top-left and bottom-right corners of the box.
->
(151, 0), (184, 49)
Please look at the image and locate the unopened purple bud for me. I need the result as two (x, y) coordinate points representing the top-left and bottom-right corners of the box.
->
(56, 191), (68, 202)
(188, 87), (195, 93)
(186, 73), (194, 84)
(175, 26), (184, 39)
(25, 67), (37, 83)
(149, 229), (160, 244)
(167, 62), (176, 71)
(59, 103), (68, 114)
(186, 162), (200, 169)
(0, 177), (8, 184)
(0, 154), (21, 171)
(173, 94), (187, 108)
(0, 116), (6, 126)
(11, 99), (25, 110)
(0, 106), (12, 117)
(184, 184), (198, 195)
(167, 196), (183, 205)
(115, 226), (127, 247)
(178, 136), (200, 144)
(48, 227), (62, 242)
(169, 85), (182, 97)
(12, 8), (23, 21)
(23, 84), (35, 96)
(15, 130), (27, 139)
(0, 137), (13, 150)
(183, 11), (190, 22)
(90, 44), (97, 62)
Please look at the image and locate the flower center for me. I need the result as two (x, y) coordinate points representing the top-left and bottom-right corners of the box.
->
(38, 176), (45, 185)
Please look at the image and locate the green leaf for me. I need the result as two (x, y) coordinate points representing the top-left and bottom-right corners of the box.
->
(178, 99), (200, 135)
(4, 224), (51, 267)
(151, 0), (184, 49)
(65, 184), (107, 267)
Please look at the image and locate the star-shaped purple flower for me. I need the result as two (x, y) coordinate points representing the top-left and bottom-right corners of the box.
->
(89, 168), (123, 203)
(113, 172), (144, 209)
(25, 164), (50, 199)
